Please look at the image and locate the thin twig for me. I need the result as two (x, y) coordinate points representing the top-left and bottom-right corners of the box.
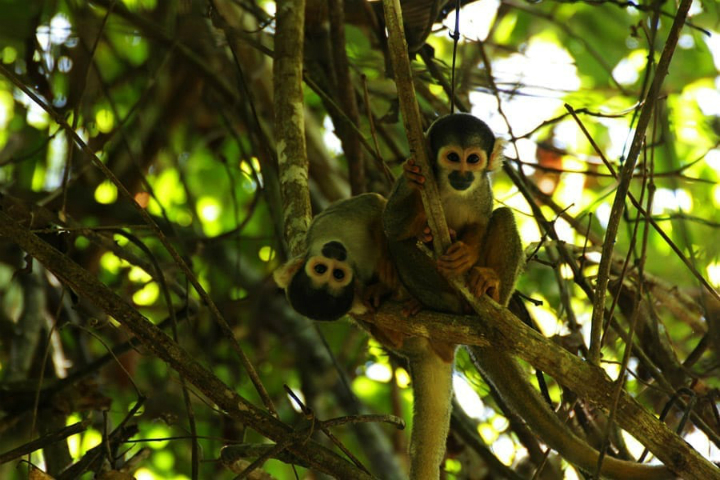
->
(588, 0), (697, 364)
(0, 420), (91, 465)
(564, 103), (719, 312)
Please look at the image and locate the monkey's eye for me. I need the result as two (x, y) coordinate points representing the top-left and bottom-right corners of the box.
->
(333, 269), (345, 280)
(314, 264), (327, 274)
(447, 152), (460, 163)
(467, 154), (480, 164)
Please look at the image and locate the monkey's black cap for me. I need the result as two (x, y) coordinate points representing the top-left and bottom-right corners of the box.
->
(427, 113), (495, 153)
(286, 269), (355, 321)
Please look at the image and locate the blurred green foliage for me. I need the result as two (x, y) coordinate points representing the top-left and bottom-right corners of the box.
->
(0, 0), (718, 478)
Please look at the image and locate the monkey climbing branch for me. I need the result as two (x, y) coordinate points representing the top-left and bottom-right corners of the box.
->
(381, 0), (452, 258)
(376, 3), (718, 478)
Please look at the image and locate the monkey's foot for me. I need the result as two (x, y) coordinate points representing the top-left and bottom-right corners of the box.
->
(468, 267), (500, 302)
(401, 298), (424, 317)
(437, 241), (479, 277)
(403, 158), (425, 186)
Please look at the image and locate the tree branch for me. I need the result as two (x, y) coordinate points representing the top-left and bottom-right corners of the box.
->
(274, 0), (312, 257)
(381, 0), (452, 256)
(0, 210), (373, 480)
(589, 0), (695, 364)
(359, 302), (719, 479)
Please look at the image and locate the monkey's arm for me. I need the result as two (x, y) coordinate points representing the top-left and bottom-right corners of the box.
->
(468, 207), (523, 303)
(436, 222), (484, 278)
(358, 206), (402, 311)
(384, 165), (428, 242)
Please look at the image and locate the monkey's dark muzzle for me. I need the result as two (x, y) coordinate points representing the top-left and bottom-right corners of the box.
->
(322, 241), (347, 261)
(448, 171), (474, 191)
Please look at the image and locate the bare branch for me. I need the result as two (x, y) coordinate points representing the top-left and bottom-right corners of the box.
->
(381, 0), (452, 256)
(589, 0), (706, 364)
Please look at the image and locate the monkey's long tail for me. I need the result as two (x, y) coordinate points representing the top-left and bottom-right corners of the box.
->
(405, 337), (454, 480)
(469, 346), (676, 480)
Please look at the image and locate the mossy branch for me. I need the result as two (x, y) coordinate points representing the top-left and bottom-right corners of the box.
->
(359, 302), (719, 480)
(274, 0), (312, 257)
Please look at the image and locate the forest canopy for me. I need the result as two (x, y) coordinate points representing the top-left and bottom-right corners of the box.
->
(0, 0), (719, 479)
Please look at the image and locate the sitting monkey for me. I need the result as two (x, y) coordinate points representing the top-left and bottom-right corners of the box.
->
(384, 114), (675, 480)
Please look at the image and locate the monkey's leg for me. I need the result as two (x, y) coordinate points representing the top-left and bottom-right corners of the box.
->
(384, 172), (427, 242)
(477, 207), (523, 305)
(402, 337), (454, 480)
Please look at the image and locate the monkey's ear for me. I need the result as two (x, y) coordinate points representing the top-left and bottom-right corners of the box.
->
(273, 257), (305, 288)
(488, 138), (505, 171)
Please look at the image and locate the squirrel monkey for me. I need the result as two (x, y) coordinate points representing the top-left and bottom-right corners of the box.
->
(382, 113), (520, 479)
(384, 114), (674, 479)
(386, 113), (522, 304)
(274, 193), (397, 322)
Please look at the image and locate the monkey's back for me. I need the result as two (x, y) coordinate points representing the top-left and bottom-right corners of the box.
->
(307, 193), (386, 282)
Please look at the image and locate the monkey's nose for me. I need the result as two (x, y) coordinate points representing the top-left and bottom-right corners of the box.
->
(448, 171), (474, 191)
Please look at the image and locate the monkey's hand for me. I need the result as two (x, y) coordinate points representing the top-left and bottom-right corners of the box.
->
(403, 158), (425, 187)
(420, 225), (457, 244)
(468, 266), (500, 302)
(401, 297), (424, 317)
(437, 241), (479, 277)
(362, 282), (393, 311)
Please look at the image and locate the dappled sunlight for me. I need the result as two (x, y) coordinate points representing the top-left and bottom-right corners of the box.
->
(0, 0), (717, 478)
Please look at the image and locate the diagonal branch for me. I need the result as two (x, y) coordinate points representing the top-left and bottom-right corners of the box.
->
(381, 0), (452, 257)
(0, 210), (374, 480)
(360, 302), (719, 480)
(589, 0), (694, 364)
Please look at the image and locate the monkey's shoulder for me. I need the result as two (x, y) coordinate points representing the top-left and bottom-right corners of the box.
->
(322, 192), (386, 217)
(311, 194), (385, 234)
